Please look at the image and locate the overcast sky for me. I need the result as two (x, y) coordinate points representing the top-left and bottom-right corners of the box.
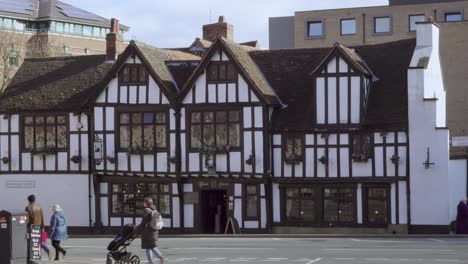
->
(63, 0), (389, 48)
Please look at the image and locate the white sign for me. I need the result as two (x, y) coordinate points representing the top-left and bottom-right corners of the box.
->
(1, 223), (7, 229)
(452, 137), (468, 147)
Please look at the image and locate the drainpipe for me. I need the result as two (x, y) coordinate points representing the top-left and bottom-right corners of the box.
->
(362, 13), (366, 45)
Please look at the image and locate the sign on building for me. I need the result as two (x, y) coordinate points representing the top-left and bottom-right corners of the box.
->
(452, 137), (468, 147)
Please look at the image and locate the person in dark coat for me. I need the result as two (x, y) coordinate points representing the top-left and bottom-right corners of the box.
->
(49, 204), (68, 260)
(456, 197), (468, 234)
(136, 197), (164, 264)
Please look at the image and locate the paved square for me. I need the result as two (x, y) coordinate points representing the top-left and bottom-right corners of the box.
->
(35, 237), (468, 264)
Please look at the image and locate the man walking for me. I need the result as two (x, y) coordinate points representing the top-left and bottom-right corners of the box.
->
(25, 194), (46, 262)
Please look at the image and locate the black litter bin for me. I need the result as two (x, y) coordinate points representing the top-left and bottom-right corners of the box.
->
(0, 210), (29, 264)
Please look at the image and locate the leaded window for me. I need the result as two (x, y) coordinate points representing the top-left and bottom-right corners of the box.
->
(365, 187), (389, 225)
(119, 112), (167, 153)
(206, 62), (237, 83)
(23, 114), (67, 152)
(284, 135), (304, 164)
(244, 185), (259, 219)
(190, 110), (241, 150)
(323, 187), (356, 223)
(352, 132), (372, 162)
(285, 187), (316, 223)
(111, 183), (171, 217)
(120, 64), (148, 85)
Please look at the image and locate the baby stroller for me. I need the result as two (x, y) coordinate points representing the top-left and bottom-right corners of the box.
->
(106, 224), (140, 264)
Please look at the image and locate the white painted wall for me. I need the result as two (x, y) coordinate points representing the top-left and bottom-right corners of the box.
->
(0, 174), (90, 226)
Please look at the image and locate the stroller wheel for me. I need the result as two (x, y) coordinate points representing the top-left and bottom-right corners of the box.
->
(106, 254), (113, 264)
(130, 255), (140, 264)
(120, 256), (130, 264)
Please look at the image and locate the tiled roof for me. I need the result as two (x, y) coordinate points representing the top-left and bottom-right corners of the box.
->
(250, 39), (416, 131)
(0, 55), (112, 112)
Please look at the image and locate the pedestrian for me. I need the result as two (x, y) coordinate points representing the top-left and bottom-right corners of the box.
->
(136, 197), (165, 264)
(49, 204), (68, 260)
(25, 195), (48, 260)
(456, 197), (468, 234)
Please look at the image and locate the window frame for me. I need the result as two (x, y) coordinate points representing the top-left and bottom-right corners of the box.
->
(306, 20), (324, 38)
(282, 134), (305, 165)
(188, 108), (243, 152)
(340, 18), (357, 36)
(116, 109), (169, 153)
(351, 132), (373, 162)
(109, 182), (172, 218)
(243, 184), (260, 221)
(283, 187), (319, 225)
(119, 64), (149, 86)
(21, 114), (69, 153)
(322, 186), (357, 225)
(373, 16), (392, 34)
(362, 185), (391, 227)
(206, 61), (238, 84)
(444, 12), (463, 22)
(409, 14), (426, 32)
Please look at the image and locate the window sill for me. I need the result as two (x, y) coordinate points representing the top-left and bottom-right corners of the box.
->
(305, 35), (325, 40)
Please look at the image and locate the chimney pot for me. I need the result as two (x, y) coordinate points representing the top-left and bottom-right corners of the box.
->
(218, 16), (225, 23)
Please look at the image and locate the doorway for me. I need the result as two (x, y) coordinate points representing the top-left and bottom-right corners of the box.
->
(200, 190), (227, 234)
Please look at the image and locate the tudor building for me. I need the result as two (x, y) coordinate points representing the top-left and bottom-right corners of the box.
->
(0, 19), (457, 234)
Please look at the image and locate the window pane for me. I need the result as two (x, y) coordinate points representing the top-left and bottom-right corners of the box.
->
(324, 198), (339, 222)
(203, 124), (215, 146)
(56, 22), (64, 32)
(285, 138), (294, 159)
(375, 17), (391, 33)
(143, 113), (154, 124)
(368, 199), (387, 224)
(226, 63), (237, 81)
(132, 126), (142, 148)
(286, 198), (301, 221)
(123, 193), (135, 214)
(35, 116), (44, 124)
(216, 112), (227, 123)
(57, 116), (66, 124)
(159, 194), (171, 215)
(57, 126), (67, 148)
(156, 112), (166, 123)
(228, 124), (240, 147)
(191, 112), (201, 123)
(83, 25), (92, 36)
(446, 12), (462, 22)
(148, 183), (158, 193)
(294, 138), (303, 157)
(191, 125), (202, 149)
(35, 126), (45, 149)
(120, 126), (130, 149)
(301, 199), (316, 221)
(46, 116), (55, 124)
(74, 24), (82, 34)
(131, 66), (138, 82)
(308, 21), (323, 37)
(93, 27), (100, 37)
(219, 64), (226, 81)
(229, 111), (239, 122)
(139, 66), (147, 82)
(112, 193), (122, 214)
(341, 19), (356, 35)
(246, 196), (258, 218)
(409, 15), (425, 31)
(247, 185), (257, 195)
(155, 125), (166, 148)
(287, 188), (299, 198)
(25, 116), (33, 124)
(143, 125), (154, 150)
(160, 184), (170, 193)
(25, 127), (34, 150)
(339, 201), (354, 222)
(216, 124), (227, 146)
(204, 112), (214, 123)
(207, 64), (218, 81)
(132, 113), (142, 124)
(122, 67), (130, 83)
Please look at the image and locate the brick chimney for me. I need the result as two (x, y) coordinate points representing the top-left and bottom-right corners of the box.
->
(202, 16), (234, 42)
(106, 18), (122, 61)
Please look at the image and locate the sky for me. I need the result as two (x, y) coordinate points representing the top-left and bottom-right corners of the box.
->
(63, 0), (389, 48)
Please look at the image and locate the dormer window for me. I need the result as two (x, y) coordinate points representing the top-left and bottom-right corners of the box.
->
(207, 62), (237, 83)
(120, 64), (148, 85)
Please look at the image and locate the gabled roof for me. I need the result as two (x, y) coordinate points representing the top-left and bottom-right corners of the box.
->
(180, 38), (282, 105)
(250, 39), (416, 131)
(0, 55), (112, 112)
(311, 43), (377, 80)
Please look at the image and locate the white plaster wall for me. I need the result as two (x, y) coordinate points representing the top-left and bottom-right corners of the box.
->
(0, 174), (90, 226)
(449, 160), (467, 222)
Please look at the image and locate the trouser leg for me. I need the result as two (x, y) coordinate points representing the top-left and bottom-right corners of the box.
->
(152, 247), (162, 258)
(145, 249), (155, 264)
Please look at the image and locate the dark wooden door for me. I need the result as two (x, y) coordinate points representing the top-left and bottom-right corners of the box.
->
(200, 190), (227, 233)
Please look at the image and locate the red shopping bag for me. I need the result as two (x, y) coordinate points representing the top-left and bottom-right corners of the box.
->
(41, 229), (48, 243)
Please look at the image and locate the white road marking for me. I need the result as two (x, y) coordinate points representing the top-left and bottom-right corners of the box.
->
(305, 258), (322, 264)
(169, 247), (275, 251)
(435, 260), (460, 262)
(429, 238), (446, 243)
(324, 248), (454, 252)
(201, 258), (227, 262)
(261, 258), (289, 262)
(351, 239), (361, 242)
(272, 238), (281, 241)
(365, 258), (390, 261)
(230, 258), (258, 262)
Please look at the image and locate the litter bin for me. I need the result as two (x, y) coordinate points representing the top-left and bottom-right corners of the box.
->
(0, 210), (29, 264)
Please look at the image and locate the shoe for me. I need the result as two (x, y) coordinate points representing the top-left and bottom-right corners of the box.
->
(160, 257), (165, 264)
(48, 253), (53, 261)
(62, 250), (67, 259)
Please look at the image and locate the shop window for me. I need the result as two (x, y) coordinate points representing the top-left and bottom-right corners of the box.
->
(120, 64), (148, 85)
(111, 183), (171, 217)
(190, 110), (241, 151)
(119, 112), (167, 153)
(284, 135), (304, 165)
(244, 185), (259, 219)
(23, 115), (68, 152)
(285, 187), (316, 223)
(365, 187), (389, 225)
(352, 132), (372, 162)
(206, 62), (237, 83)
(323, 187), (356, 224)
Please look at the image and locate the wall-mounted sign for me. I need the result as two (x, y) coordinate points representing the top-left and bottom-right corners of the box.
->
(452, 137), (468, 147)
(184, 192), (199, 204)
(6, 180), (36, 189)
